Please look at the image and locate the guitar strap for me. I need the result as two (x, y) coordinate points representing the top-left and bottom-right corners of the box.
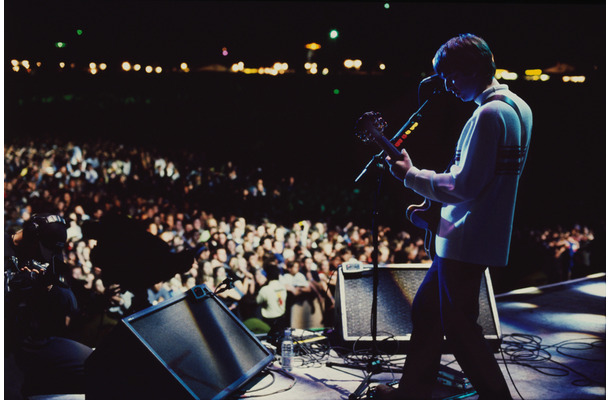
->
(483, 94), (528, 145)
(483, 94), (522, 128)
(483, 94), (530, 175)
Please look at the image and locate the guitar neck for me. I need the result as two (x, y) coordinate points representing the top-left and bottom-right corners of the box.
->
(374, 135), (403, 161)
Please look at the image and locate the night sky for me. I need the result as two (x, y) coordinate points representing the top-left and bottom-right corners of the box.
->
(5, 1), (605, 72)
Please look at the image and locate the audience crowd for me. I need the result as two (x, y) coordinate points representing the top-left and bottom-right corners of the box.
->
(4, 138), (600, 347)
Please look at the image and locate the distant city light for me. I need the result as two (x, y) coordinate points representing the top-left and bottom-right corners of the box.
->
(523, 68), (550, 82)
(496, 69), (518, 81)
(304, 62), (318, 74)
(231, 61), (245, 72)
(343, 59), (362, 69)
(563, 75), (586, 83)
(222, 47), (229, 56)
(273, 62), (289, 73)
(5, 48), (591, 84)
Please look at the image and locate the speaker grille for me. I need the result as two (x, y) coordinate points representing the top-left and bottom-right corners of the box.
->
(336, 264), (500, 349)
(128, 294), (269, 399)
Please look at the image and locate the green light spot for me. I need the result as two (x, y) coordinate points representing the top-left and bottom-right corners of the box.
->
(329, 29), (339, 39)
(384, 3), (390, 9)
(76, 29), (83, 36)
(333, 89), (340, 95)
(55, 42), (66, 48)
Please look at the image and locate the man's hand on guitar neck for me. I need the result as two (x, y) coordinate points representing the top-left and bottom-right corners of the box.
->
(386, 148), (413, 182)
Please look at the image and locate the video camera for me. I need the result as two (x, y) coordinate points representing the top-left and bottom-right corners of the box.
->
(5, 214), (68, 292)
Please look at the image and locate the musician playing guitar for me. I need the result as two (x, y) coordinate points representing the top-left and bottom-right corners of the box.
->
(373, 34), (532, 400)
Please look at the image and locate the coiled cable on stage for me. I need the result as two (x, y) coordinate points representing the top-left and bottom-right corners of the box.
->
(500, 333), (605, 391)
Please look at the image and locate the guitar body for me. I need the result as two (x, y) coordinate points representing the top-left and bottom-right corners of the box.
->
(355, 111), (441, 260)
(406, 199), (440, 260)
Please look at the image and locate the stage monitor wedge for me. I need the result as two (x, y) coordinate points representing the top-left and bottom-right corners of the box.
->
(85, 285), (273, 400)
(334, 263), (502, 352)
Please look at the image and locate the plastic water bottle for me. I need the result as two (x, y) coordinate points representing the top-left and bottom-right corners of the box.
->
(281, 328), (293, 371)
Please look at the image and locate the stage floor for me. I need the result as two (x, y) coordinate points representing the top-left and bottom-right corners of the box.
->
(10, 274), (606, 400)
(237, 273), (606, 400)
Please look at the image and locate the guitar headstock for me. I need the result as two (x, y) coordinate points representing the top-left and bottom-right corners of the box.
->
(355, 111), (387, 144)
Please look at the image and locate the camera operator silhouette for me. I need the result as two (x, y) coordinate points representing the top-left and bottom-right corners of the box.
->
(5, 213), (94, 396)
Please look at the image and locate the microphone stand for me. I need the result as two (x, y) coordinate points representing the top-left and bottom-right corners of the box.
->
(328, 159), (401, 400)
(339, 87), (440, 399)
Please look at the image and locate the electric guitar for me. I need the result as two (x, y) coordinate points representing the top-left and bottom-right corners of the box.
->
(355, 111), (440, 259)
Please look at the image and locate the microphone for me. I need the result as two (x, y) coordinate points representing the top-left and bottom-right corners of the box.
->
(420, 74), (443, 86)
(418, 74), (444, 101)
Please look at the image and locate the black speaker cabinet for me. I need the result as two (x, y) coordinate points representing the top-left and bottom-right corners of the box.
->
(334, 263), (501, 352)
(85, 285), (273, 400)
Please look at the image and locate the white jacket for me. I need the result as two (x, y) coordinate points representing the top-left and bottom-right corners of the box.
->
(404, 84), (533, 266)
